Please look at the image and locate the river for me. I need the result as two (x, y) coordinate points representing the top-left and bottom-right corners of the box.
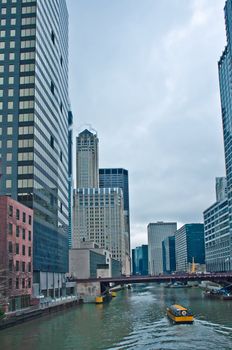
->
(1, 284), (232, 350)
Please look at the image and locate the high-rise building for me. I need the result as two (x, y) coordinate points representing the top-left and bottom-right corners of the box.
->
(76, 129), (99, 188)
(162, 236), (176, 274)
(175, 224), (205, 272)
(217, 0), (232, 270)
(204, 178), (229, 272)
(73, 187), (128, 274)
(147, 222), (177, 275)
(0, 0), (71, 294)
(99, 168), (130, 268)
(132, 245), (148, 275)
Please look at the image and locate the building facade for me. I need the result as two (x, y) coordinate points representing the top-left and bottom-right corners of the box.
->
(162, 236), (176, 274)
(0, 0), (71, 294)
(217, 0), (232, 271)
(175, 224), (205, 272)
(132, 245), (148, 275)
(72, 187), (129, 275)
(204, 178), (230, 272)
(99, 168), (130, 269)
(0, 196), (33, 312)
(147, 222), (177, 275)
(76, 129), (99, 188)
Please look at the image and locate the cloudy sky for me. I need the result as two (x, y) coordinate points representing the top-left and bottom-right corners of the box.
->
(67, 0), (226, 248)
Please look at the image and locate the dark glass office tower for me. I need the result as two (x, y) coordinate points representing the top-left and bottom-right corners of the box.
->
(218, 0), (232, 270)
(0, 0), (70, 291)
(99, 168), (131, 265)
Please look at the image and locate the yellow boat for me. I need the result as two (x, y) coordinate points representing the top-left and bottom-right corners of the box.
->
(166, 304), (194, 324)
(110, 291), (117, 297)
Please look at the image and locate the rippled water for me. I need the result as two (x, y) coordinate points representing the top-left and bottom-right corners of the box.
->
(1, 285), (232, 350)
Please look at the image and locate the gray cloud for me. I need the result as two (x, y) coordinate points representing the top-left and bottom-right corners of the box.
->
(67, 0), (226, 248)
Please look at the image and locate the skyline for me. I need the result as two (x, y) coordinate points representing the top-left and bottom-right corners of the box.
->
(67, 0), (226, 248)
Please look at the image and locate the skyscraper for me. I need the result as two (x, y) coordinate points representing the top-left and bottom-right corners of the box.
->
(99, 168), (131, 268)
(0, 0), (71, 294)
(76, 129), (99, 188)
(175, 224), (205, 272)
(218, 0), (232, 270)
(147, 222), (177, 275)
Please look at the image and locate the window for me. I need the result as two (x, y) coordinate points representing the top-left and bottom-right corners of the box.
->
(28, 246), (31, 256)
(9, 64), (14, 72)
(29, 215), (32, 225)
(50, 81), (54, 94)
(6, 166), (12, 174)
(11, 18), (16, 25)
(8, 101), (14, 109)
(28, 278), (31, 288)
(8, 89), (14, 97)
(8, 241), (13, 253)
(0, 30), (6, 37)
(10, 41), (15, 48)
(22, 228), (25, 240)
(0, 54), (4, 61)
(23, 212), (26, 223)
(7, 114), (13, 122)
(6, 180), (12, 188)
(22, 262), (25, 272)
(0, 42), (5, 49)
(16, 226), (20, 237)
(6, 153), (12, 161)
(9, 279), (12, 289)
(50, 135), (54, 149)
(8, 76), (14, 84)
(8, 223), (13, 234)
(22, 278), (25, 289)
(16, 209), (20, 220)
(28, 230), (31, 241)
(10, 30), (16, 37)
(22, 245), (25, 256)
(19, 100), (34, 109)
(11, 7), (16, 14)
(28, 262), (31, 272)
(1, 19), (6, 25)
(7, 127), (13, 135)
(9, 260), (13, 272)
(16, 260), (19, 272)
(51, 30), (55, 44)
(16, 278), (19, 289)
(8, 205), (13, 217)
(16, 243), (19, 254)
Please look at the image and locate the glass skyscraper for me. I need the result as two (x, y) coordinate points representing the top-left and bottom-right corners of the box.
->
(99, 168), (131, 263)
(0, 0), (71, 288)
(218, 0), (232, 270)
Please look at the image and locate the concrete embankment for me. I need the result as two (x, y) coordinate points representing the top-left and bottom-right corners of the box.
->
(0, 298), (82, 330)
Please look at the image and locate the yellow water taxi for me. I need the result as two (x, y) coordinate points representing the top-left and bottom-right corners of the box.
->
(166, 304), (194, 324)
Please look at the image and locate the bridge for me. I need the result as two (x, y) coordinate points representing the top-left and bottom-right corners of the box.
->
(73, 272), (232, 286)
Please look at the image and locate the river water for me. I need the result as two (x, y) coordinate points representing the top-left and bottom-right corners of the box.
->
(1, 284), (232, 350)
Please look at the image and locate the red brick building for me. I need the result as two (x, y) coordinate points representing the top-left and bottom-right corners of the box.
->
(0, 196), (33, 311)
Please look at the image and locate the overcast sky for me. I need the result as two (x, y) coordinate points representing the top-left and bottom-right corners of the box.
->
(67, 0), (226, 248)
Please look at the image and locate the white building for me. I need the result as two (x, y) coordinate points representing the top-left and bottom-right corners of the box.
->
(148, 222), (177, 275)
(72, 187), (129, 275)
(76, 129), (99, 188)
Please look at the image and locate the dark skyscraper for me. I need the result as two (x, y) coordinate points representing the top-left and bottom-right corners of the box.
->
(0, 0), (71, 293)
(99, 168), (131, 260)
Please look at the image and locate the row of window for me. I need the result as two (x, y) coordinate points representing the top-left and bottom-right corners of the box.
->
(8, 223), (32, 240)
(9, 260), (32, 273)
(8, 241), (32, 257)
(9, 277), (32, 290)
(8, 205), (32, 224)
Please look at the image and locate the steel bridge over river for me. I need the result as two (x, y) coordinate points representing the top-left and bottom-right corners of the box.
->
(73, 272), (232, 287)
